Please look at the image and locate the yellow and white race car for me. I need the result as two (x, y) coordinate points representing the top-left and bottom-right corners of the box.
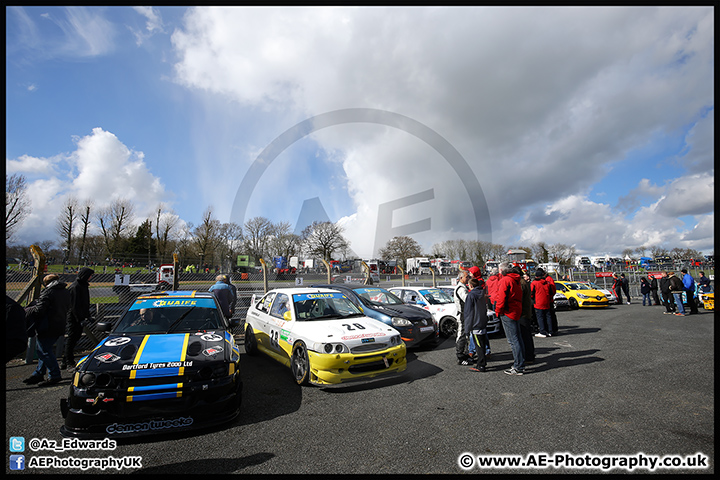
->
(699, 292), (714, 310)
(244, 288), (406, 386)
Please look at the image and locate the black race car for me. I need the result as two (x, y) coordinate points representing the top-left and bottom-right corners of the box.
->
(60, 291), (242, 439)
(312, 284), (439, 348)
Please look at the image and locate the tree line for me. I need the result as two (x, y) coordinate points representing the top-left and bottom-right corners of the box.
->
(5, 173), (709, 271)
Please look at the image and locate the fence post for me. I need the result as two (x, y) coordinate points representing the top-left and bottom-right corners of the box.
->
(259, 258), (269, 293)
(172, 253), (179, 291)
(320, 259), (332, 284)
(397, 266), (406, 286)
(14, 245), (46, 305)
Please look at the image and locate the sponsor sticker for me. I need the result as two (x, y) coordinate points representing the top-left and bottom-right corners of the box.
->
(202, 346), (224, 357)
(200, 333), (223, 342)
(95, 353), (120, 363)
(104, 337), (132, 347)
(105, 417), (193, 435)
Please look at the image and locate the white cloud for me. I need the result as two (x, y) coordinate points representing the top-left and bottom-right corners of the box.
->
(170, 6), (714, 257)
(7, 128), (170, 245)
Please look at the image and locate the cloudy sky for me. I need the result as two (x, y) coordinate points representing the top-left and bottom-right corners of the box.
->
(5, 6), (714, 259)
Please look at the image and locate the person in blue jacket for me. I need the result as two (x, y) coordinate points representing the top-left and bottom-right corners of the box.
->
(208, 275), (234, 320)
(681, 269), (698, 314)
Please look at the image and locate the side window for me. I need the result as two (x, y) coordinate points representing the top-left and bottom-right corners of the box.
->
(270, 293), (290, 319)
(260, 292), (276, 312)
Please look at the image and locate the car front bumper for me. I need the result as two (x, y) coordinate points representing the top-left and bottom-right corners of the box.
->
(60, 371), (242, 439)
(306, 344), (407, 385)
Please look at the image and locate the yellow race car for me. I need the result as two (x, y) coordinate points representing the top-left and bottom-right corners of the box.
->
(554, 281), (610, 309)
(699, 292), (714, 310)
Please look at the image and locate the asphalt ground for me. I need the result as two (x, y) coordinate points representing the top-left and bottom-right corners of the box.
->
(5, 302), (714, 474)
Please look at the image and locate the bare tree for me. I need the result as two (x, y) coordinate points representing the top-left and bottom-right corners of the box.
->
(244, 216), (274, 262)
(96, 198), (135, 259)
(268, 221), (302, 261)
(547, 243), (577, 265)
(76, 199), (93, 265)
(193, 207), (221, 269)
(301, 221), (351, 262)
(154, 203), (180, 263)
(6, 173), (32, 243)
(56, 196), (78, 264)
(379, 236), (422, 270)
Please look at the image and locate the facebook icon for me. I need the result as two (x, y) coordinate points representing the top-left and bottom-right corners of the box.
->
(10, 455), (25, 471)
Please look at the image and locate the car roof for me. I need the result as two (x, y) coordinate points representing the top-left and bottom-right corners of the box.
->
(311, 283), (384, 291)
(390, 286), (441, 291)
(268, 287), (349, 296)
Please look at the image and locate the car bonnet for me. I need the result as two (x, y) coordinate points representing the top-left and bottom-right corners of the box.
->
(77, 331), (238, 377)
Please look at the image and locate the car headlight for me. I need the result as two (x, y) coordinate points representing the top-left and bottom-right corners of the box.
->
(322, 343), (347, 354)
(577, 294), (590, 299)
(392, 317), (412, 327)
(389, 335), (402, 345)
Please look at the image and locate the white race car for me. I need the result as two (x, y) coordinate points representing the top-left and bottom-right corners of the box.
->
(244, 288), (406, 386)
(389, 286), (469, 338)
(586, 282), (618, 304)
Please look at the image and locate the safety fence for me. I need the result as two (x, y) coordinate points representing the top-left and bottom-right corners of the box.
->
(6, 263), (711, 361)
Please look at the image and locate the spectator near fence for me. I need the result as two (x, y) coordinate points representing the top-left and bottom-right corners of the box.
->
(63, 267), (94, 371)
(22, 274), (71, 386)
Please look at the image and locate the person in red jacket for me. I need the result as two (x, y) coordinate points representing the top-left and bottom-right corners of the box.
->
(495, 263), (525, 375)
(543, 271), (559, 336)
(531, 269), (554, 337)
(485, 267), (501, 310)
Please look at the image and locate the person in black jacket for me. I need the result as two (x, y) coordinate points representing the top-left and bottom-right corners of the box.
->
(22, 275), (71, 385)
(63, 267), (94, 370)
(658, 271), (676, 314)
(464, 277), (489, 372)
(650, 275), (661, 306)
(6, 295), (27, 363)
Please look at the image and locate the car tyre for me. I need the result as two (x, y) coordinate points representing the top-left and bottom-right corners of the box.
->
(569, 298), (579, 310)
(291, 341), (311, 386)
(439, 316), (458, 338)
(244, 324), (259, 356)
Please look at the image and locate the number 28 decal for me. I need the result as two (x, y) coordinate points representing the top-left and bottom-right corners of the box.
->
(342, 323), (366, 331)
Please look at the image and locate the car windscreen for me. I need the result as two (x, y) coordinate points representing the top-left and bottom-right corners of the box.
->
(351, 287), (404, 306)
(292, 292), (364, 320)
(114, 298), (224, 333)
(419, 288), (453, 304)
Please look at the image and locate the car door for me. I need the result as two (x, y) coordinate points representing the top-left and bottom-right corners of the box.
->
(267, 293), (290, 355)
(253, 291), (276, 346)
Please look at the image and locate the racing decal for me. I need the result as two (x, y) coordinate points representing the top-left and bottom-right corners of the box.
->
(200, 333), (223, 342)
(95, 353), (121, 363)
(105, 417), (193, 435)
(361, 338), (375, 343)
(122, 361), (193, 371)
(293, 292), (345, 301)
(128, 298), (215, 311)
(105, 337), (132, 347)
(131, 334), (190, 379)
(202, 346), (224, 357)
(341, 332), (387, 340)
